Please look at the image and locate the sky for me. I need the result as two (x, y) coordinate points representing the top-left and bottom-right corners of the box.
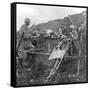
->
(17, 4), (86, 31)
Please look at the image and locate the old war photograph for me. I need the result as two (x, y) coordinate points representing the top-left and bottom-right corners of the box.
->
(16, 3), (87, 86)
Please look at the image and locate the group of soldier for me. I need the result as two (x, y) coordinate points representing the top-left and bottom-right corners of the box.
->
(17, 17), (85, 65)
(16, 16), (86, 80)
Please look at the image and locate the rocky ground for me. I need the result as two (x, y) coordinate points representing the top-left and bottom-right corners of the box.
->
(16, 53), (87, 86)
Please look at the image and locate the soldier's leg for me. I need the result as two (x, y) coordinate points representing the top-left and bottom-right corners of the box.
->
(68, 41), (72, 56)
(22, 40), (29, 66)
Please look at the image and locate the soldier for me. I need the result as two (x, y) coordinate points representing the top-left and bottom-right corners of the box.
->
(68, 25), (79, 56)
(69, 25), (81, 77)
(47, 37), (70, 80)
(17, 18), (34, 66)
(57, 27), (67, 41)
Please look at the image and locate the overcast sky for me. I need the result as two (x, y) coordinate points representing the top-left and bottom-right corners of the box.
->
(17, 4), (86, 31)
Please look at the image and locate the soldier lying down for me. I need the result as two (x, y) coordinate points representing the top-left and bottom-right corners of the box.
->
(47, 38), (71, 80)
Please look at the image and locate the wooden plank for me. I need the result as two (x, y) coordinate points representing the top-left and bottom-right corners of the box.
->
(18, 49), (87, 59)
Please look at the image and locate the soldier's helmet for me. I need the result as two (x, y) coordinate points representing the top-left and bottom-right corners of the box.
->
(24, 18), (30, 26)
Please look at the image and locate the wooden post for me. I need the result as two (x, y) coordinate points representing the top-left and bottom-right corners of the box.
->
(48, 42), (51, 52)
(77, 60), (80, 76)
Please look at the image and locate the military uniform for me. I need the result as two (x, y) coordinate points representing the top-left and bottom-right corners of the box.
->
(17, 18), (31, 59)
(18, 25), (29, 59)
(69, 29), (80, 56)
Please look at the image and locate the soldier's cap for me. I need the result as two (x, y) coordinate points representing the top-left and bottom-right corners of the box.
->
(24, 18), (30, 23)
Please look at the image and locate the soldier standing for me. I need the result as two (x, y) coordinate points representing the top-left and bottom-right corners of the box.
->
(69, 25), (78, 56)
(69, 25), (81, 77)
(17, 18), (32, 65)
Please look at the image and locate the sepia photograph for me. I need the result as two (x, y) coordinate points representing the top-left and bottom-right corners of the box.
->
(14, 3), (88, 87)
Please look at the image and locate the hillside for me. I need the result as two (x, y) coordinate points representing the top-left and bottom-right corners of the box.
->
(32, 11), (86, 32)
(17, 11), (86, 37)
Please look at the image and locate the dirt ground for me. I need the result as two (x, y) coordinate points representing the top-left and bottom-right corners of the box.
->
(16, 53), (87, 86)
